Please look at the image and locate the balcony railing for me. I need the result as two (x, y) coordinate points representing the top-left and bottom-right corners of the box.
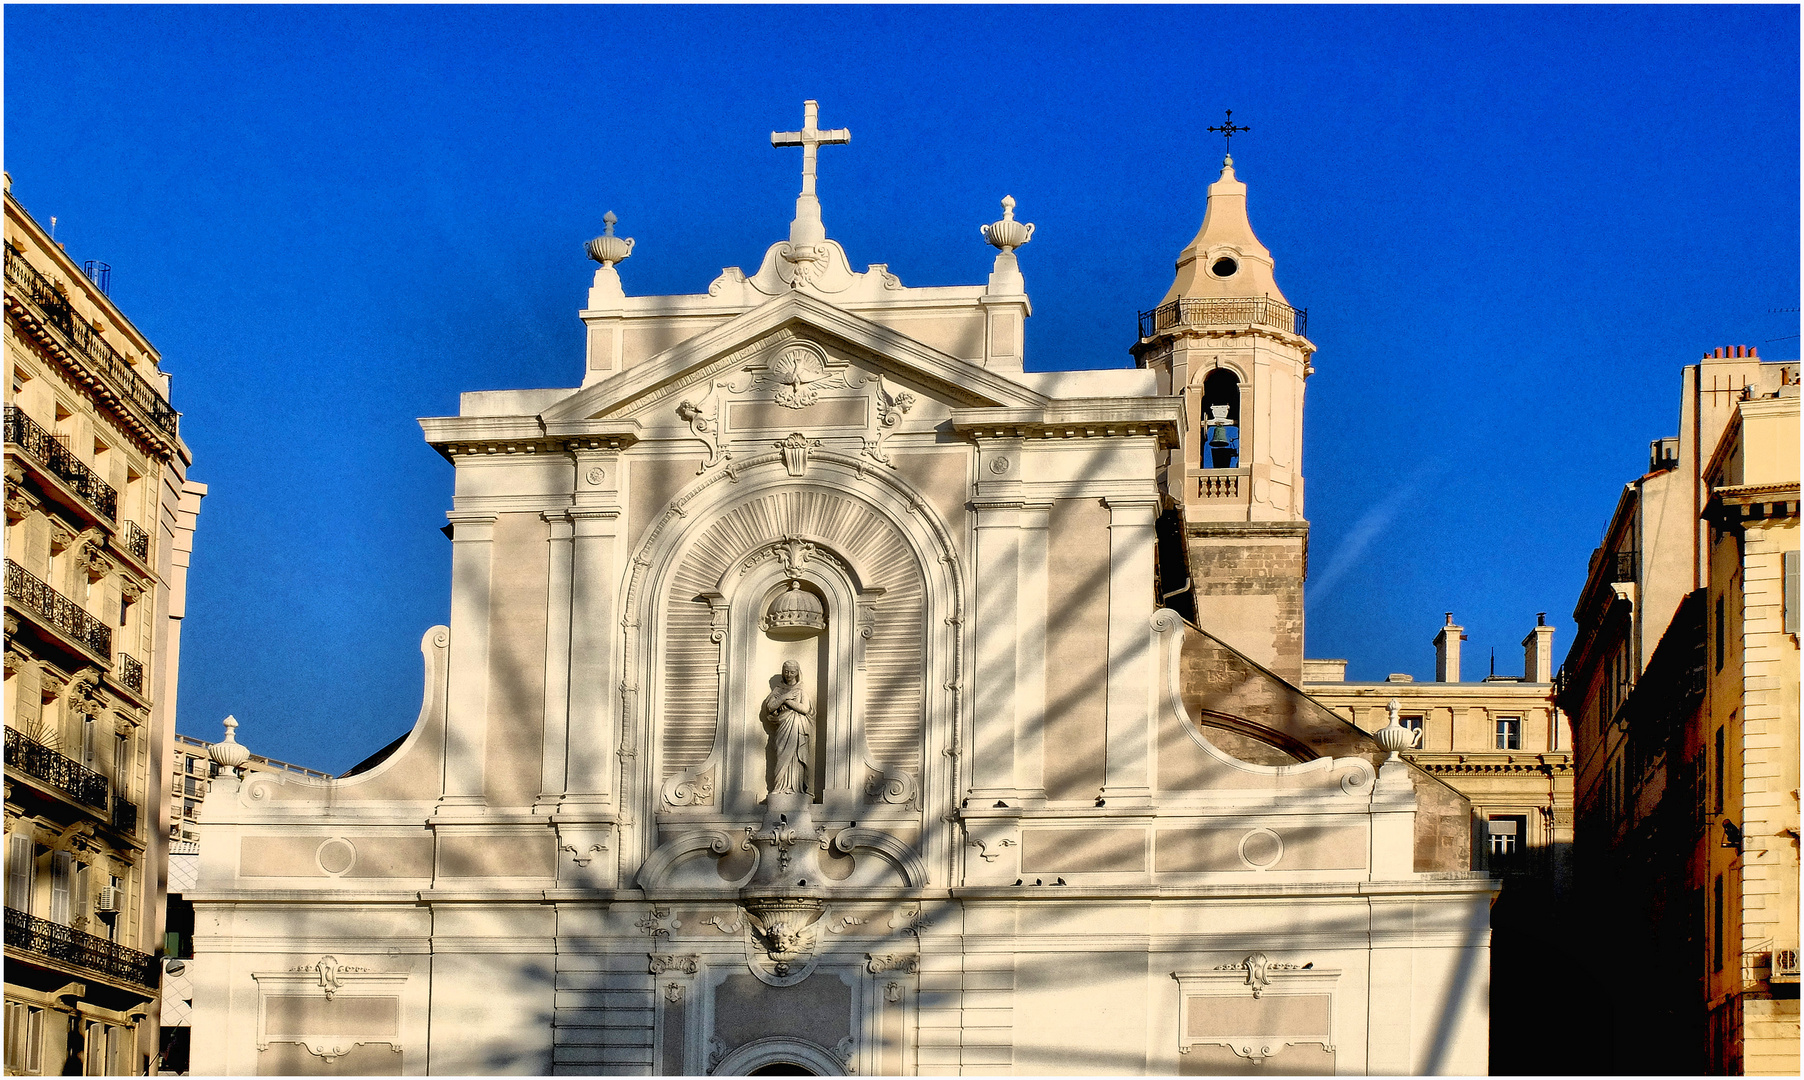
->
(4, 907), (156, 991)
(4, 243), (179, 439)
(4, 405), (118, 522)
(111, 795), (138, 836)
(117, 653), (144, 694)
(5, 558), (112, 660)
(1139, 296), (1308, 340)
(4, 726), (109, 808)
(122, 519), (150, 562)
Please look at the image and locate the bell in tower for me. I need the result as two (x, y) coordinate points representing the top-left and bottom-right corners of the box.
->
(1132, 116), (1317, 682)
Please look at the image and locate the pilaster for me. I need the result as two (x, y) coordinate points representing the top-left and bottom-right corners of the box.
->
(441, 510), (497, 809)
(539, 512), (575, 810)
(1100, 495), (1159, 804)
(565, 445), (625, 810)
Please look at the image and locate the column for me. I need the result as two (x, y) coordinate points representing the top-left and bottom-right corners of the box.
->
(441, 511), (496, 808)
(1101, 496), (1158, 804)
(538, 512), (575, 809)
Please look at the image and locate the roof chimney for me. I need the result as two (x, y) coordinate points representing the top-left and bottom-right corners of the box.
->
(1434, 612), (1467, 683)
(1521, 612), (1556, 683)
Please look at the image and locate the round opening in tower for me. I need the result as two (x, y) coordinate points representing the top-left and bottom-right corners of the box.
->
(1211, 256), (1239, 278)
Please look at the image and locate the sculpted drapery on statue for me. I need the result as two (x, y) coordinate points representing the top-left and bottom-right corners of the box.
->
(761, 660), (815, 795)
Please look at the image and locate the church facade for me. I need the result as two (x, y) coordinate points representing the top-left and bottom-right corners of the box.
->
(188, 103), (1494, 1076)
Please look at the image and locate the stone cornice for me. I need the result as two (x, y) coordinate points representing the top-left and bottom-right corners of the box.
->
(951, 399), (1183, 448)
(1131, 322), (1316, 358)
(1704, 481), (1799, 526)
(419, 415), (641, 461)
(1404, 752), (1572, 776)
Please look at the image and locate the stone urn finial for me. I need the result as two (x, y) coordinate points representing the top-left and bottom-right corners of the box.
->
(980, 196), (1035, 253)
(1373, 698), (1416, 760)
(208, 714), (251, 776)
(586, 212), (635, 268)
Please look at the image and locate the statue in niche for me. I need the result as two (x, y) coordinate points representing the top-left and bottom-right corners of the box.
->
(761, 660), (814, 795)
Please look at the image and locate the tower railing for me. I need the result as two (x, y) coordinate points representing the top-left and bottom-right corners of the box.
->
(1138, 297), (1307, 339)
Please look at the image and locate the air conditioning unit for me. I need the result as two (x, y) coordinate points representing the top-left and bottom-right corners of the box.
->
(94, 886), (121, 914)
(1774, 949), (1800, 982)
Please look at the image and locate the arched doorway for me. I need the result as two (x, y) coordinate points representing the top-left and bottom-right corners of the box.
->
(712, 1036), (845, 1076)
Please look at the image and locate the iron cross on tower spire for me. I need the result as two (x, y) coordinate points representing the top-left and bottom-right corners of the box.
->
(1206, 109), (1250, 164)
(772, 100), (851, 250)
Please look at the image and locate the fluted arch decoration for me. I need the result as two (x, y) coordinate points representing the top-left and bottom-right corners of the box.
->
(618, 448), (966, 883)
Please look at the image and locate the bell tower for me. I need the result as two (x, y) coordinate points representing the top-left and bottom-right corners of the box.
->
(1134, 142), (1316, 682)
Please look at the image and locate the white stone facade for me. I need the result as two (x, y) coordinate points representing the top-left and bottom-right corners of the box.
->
(188, 104), (1492, 1076)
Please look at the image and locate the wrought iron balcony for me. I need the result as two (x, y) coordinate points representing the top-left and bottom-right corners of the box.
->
(4, 906), (156, 991)
(4, 243), (179, 439)
(122, 519), (150, 562)
(117, 653), (144, 694)
(4, 726), (110, 808)
(5, 558), (112, 660)
(4, 405), (118, 522)
(1138, 296), (1308, 340)
(1612, 551), (1638, 584)
(111, 795), (138, 836)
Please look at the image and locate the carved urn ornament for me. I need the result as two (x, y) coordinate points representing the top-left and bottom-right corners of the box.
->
(1373, 698), (1417, 760)
(980, 195), (1035, 253)
(764, 581), (826, 640)
(208, 714), (251, 776)
(585, 211), (635, 268)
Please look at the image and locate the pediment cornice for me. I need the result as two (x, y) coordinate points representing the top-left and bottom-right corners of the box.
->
(540, 292), (1048, 426)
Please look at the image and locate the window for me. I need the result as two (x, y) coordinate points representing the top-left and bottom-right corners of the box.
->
(1714, 726), (1726, 815)
(81, 714), (97, 771)
(1486, 816), (1525, 861)
(5, 1001), (45, 1074)
(183, 799), (198, 820)
(1716, 593), (1726, 672)
(6, 835), (35, 912)
(1399, 715), (1424, 748)
(114, 733), (131, 796)
(1712, 874), (1725, 972)
(1199, 368), (1241, 470)
(1494, 717), (1521, 750)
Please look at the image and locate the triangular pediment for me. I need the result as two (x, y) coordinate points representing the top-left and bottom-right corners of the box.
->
(540, 291), (1047, 428)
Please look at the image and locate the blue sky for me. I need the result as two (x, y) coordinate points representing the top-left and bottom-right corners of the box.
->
(6, 5), (1797, 771)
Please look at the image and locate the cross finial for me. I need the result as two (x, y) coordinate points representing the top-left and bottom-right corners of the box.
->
(772, 101), (851, 250)
(1206, 109), (1250, 164)
(772, 100), (851, 198)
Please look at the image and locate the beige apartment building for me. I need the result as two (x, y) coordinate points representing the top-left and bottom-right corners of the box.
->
(3, 174), (204, 1075)
(1304, 613), (1572, 1073)
(1561, 346), (1799, 1075)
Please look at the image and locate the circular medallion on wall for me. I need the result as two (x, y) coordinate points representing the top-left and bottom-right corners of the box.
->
(1237, 827), (1284, 871)
(316, 837), (357, 877)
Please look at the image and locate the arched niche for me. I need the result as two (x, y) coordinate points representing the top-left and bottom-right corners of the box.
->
(623, 451), (961, 868)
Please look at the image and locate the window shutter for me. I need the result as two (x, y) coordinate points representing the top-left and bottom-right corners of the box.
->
(1785, 550), (1799, 635)
(6, 835), (35, 912)
(49, 851), (73, 924)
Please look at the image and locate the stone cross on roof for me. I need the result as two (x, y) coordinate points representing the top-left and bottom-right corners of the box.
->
(772, 99), (850, 199)
(771, 100), (850, 251)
